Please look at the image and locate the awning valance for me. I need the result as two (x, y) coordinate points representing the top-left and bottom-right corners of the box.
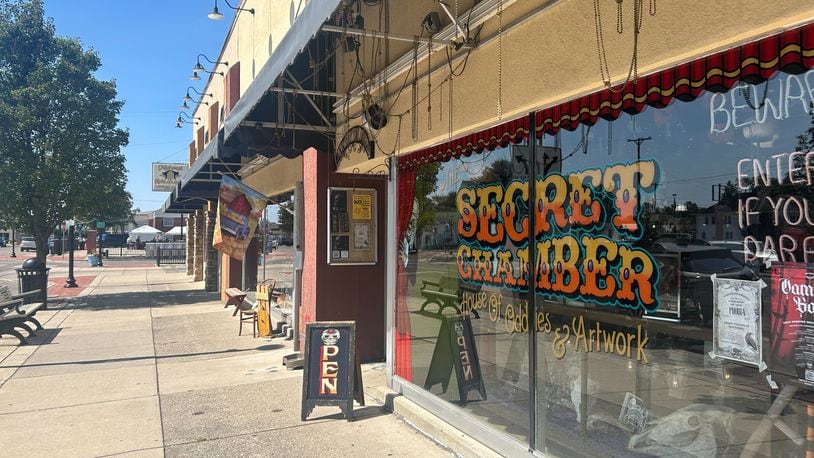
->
(398, 22), (814, 172)
(396, 116), (529, 171)
(535, 22), (814, 135)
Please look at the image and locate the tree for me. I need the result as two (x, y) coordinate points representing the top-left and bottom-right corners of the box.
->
(0, 0), (130, 261)
(414, 163), (441, 238)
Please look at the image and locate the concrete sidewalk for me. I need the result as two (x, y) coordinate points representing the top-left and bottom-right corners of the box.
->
(0, 264), (457, 457)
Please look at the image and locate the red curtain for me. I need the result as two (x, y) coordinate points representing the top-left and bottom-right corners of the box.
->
(395, 164), (418, 381)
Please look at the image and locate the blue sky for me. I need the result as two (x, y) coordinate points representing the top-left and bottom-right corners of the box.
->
(43, 1), (234, 212)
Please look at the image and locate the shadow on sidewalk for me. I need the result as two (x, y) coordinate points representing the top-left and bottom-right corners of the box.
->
(0, 327), (62, 347)
(306, 405), (390, 422)
(59, 289), (221, 312)
(0, 343), (283, 368)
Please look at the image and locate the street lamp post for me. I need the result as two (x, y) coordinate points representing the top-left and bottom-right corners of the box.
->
(10, 227), (16, 258)
(65, 219), (77, 287)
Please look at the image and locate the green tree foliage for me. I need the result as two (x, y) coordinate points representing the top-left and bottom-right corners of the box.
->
(0, 0), (131, 261)
(414, 163), (441, 238)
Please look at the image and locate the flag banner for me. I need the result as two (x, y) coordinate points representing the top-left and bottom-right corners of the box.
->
(213, 175), (266, 260)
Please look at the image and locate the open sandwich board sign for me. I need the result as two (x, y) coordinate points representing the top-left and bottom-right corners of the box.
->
(424, 314), (486, 405)
(301, 321), (365, 421)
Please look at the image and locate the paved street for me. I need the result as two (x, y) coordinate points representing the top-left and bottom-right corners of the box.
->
(0, 263), (455, 457)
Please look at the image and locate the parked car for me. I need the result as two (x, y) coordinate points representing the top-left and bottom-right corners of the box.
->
(0, 237), (6, 247)
(649, 242), (759, 326)
(20, 237), (36, 252)
(99, 233), (129, 248)
(708, 240), (778, 271)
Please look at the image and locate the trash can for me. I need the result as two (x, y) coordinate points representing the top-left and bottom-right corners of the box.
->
(16, 258), (50, 309)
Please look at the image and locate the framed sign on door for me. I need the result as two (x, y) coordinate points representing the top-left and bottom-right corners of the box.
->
(327, 187), (376, 265)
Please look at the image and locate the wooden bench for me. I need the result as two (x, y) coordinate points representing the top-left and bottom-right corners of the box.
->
(0, 284), (45, 344)
(419, 275), (480, 318)
(224, 287), (247, 317)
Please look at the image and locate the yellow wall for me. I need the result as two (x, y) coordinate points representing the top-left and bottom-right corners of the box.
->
(242, 156), (303, 197)
(334, 0), (814, 172)
(190, 0), (305, 154)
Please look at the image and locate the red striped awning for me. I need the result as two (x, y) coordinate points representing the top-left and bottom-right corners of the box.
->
(398, 22), (814, 172)
(396, 116), (529, 171)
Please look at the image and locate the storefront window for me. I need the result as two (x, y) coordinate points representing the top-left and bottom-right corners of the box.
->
(397, 67), (814, 456)
(399, 141), (532, 442)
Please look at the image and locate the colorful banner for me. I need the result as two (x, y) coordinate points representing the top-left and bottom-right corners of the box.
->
(770, 263), (814, 386)
(212, 175), (267, 260)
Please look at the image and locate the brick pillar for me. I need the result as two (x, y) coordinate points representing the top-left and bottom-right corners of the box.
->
(193, 209), (204, 281)
(186, 214), (195, 275)
(204, 210), (218, 292)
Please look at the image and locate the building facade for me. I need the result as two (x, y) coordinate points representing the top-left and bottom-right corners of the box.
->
(166, 1), (814, 455)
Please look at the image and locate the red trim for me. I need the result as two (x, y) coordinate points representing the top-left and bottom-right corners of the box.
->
(397, 22), (814, 171)
(536, 22), (814, 136)
(396, 117), (529, 171)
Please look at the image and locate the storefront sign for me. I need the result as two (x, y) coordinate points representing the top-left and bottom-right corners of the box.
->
(736, 151), (814, 263)
(328, 188), (377, 265)
(151, 162), (188, 192)
(301, 321), (364, 421)
(711, 275), (763, 367)
(460, 291), (650, 362)
(423, 315), (486, 404)
(770, 263), (814, 387)
(212, 176), (267, 261)
(455, 160), (661, 312)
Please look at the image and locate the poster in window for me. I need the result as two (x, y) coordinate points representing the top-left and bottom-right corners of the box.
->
(332, 235), (349, 259)
(711, 275), (762, 367)
(353, 223), (370, 249)
(330, 190), (349, 233)
(352, 194), (372, 220)
(770, 263), (814, 386)
(327, 188), (376, 265)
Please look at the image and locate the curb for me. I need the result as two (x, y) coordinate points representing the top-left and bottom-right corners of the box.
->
(366, 385), (501, 458)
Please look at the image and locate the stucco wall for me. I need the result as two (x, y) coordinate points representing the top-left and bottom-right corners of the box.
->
(191, 0), (301, 153)
(242, 156), (303, 197)
(334, 0), (814, 172)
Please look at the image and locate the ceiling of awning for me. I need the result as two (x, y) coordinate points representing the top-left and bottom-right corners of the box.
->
(222, 0), (342, 143)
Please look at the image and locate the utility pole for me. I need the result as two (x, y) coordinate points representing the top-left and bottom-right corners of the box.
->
(627, 136), (652, 217)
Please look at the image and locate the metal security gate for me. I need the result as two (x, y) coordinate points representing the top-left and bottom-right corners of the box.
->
(155, 246), (186, 266)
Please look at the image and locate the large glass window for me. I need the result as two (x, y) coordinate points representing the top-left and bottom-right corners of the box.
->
(397, 67), (814, 456)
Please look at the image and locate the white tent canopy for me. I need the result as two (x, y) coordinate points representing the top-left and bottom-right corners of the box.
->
(164, 226), (185, 236)
(129, 225), (162, 243)
(131, 225), (162, 234)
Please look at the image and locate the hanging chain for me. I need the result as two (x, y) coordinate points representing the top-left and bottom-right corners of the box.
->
(608, 120), (613, 155)
(616, 0), (624, 34)
(594, 0), (649, 92)
(449, 76), (454, 139)
(650, 0), (656, 16)
(412, 37), (419, 141)
(428, 36), (432, 131)
(497, 0), (503, 120)
(594, 0), (611, 85)
(741, 80), (769, 110)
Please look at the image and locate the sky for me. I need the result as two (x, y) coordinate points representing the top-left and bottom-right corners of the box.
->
(42, 1), (236, 213)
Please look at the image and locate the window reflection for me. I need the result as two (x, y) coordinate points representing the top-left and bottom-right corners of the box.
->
(401, 69), (814, 456)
